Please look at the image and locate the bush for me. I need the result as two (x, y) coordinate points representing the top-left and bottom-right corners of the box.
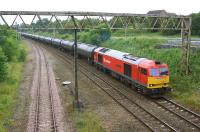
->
(191, 12), (200, 36)
(18, 48), (26, 62)
(0, 26), (27, 81)
(0, 48), (8, 82)
(78, 31), (89, 43)
(88, 33), (100, 45)
(78, 24), (111, 45)
(1, 38), (18, 61)
(0, 28), (19, 62)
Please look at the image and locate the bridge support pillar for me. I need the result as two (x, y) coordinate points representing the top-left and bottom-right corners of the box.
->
(181, 18), (191, 75)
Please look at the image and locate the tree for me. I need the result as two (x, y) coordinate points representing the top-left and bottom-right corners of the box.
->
(191, 12), (200, 36)
(0, 37), (18, 61)
(78, 24), (111, 45)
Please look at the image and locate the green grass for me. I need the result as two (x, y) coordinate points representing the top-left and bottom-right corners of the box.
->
(0, 41), (27, 131)
(0, 62), (24, 131)
(111, 29), (180, 39)
(74, 111), (105, 132)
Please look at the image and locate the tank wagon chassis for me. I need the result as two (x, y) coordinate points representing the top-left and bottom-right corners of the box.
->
(21, 33), (171, 97)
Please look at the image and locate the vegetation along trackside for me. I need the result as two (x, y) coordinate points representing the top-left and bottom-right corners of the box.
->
(0, 26), (27, 131)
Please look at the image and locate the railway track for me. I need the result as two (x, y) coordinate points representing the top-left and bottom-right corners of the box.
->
(40, 43), (177, 131)
(27, 44), (64, 132)
(43, 47), (57, 132)
(153, 97), (200, 130)
(40, 42), (200, 131)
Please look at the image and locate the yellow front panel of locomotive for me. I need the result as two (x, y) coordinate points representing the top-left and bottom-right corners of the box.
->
(147, 76), (169, 88)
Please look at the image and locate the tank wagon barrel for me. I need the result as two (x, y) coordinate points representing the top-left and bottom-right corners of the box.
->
(52, 38), (62, 46)
(77, 43), (98, 60)
(60, 40), (74, 51)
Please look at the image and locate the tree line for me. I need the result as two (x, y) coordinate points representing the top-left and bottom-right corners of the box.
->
(191, 12), (200, 36)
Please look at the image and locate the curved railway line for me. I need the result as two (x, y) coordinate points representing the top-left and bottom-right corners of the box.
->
(27, 43), (64, 132)
(38, 42), (177, 131)
(33, 40), (200, 131)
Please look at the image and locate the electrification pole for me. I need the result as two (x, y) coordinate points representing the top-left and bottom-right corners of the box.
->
(71, 16), (79, 110)
(74, 28), (79, 109)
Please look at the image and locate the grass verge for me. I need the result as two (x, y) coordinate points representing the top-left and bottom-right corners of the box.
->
(74, 110), (105, 132)
(0, 42), (27, 131)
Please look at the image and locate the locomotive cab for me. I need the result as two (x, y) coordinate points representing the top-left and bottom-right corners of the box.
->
(147, 66), (169, 89)
(139, 60), (171, 95)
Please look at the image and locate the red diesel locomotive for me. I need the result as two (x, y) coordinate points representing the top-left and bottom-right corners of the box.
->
(93, 47), (171, 95)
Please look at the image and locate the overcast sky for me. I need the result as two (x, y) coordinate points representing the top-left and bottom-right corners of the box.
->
(0, 0), (199, 25)
(0, 0), (199, 15)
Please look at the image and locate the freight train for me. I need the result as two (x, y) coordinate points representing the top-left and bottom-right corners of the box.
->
(21, 32), (171, 96)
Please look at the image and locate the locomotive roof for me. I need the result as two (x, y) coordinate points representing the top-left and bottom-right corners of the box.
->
(96, 47), (147, 65)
